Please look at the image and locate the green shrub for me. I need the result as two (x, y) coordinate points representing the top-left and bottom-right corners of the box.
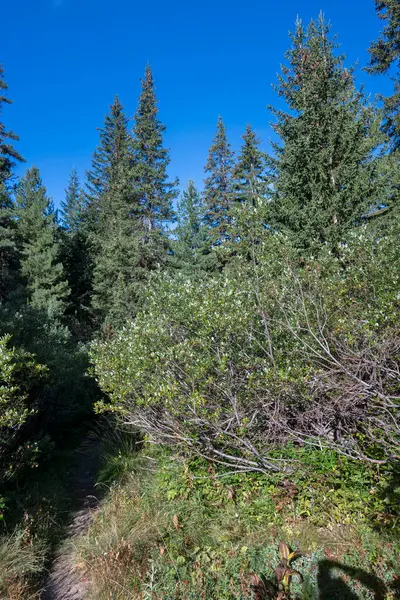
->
(91, 228), (400, 473)
(0, 334), (47, 483)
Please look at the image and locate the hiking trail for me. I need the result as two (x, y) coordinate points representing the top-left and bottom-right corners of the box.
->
(41, 434), (101, 600)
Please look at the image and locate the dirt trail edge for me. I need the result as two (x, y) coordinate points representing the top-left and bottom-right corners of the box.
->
(41, 434), (102, 600)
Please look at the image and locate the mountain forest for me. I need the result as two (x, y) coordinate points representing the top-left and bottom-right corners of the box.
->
(0, 2), (399, 598)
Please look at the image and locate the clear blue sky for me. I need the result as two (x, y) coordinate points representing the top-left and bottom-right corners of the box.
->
(1, 0), (392, 207)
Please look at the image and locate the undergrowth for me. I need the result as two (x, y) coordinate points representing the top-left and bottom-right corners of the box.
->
(74, 438), (400, 599)
(0, 528), (46, 599)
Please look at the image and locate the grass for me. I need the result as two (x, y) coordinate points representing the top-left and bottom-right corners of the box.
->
(0, 528), (46, 599)
(95, 422), (143, 488)
(73, 441), (400, 599)
(2, 422), (397, 599)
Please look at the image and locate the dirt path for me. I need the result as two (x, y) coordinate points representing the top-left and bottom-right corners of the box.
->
(41, 434), (102, 600)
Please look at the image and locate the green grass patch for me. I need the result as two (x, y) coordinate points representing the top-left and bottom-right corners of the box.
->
(74, 445), (400, 599)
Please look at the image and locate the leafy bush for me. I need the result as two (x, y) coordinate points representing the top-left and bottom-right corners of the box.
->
(0, 334), (47, 483)
(91, 227), (400, 474)
(0, 305), (97, 427)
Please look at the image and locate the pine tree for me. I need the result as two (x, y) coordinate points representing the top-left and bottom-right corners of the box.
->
(0, 65), (24, 301)
(0, 181), (18, 303)
(61, 168), (87, 232)
(91, 68), (178, 326)
(268, 15), (387, 252)
(203, 117), (235, 247)
(227, 125), (270, 260)
(91, 162), (141, 326)
(16, 167), (69, 318)
(60, 169), (93, 337)
(0, 65), (23, 187)
(85, 95), (131, 232)
(367, 0), (400, 150)
(233, 124), (268, 205)
(85, 96), (136, 325)
(173, 180), (215, 272)
(131, 65), (177, 244)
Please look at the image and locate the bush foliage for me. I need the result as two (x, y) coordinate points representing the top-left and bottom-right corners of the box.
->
(92, 224), (400, 476)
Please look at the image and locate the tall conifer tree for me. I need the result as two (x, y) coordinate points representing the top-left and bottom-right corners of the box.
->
(228, 125), (270, 259)
(91, 162), (140, 326)
(85, 96), (137, 325)
(367, 0), (400, 150)
(61, 169), (93, 336)
(131, 65), (177, 255)
(233, 124), (268, 205)
(85, 95), (131, 232)
(91, 64), (180, 327)
(61, 168), (87, 232)
(0, 65), (24, 301)
(16, 167), (69, 318)
(269, 15), (387, 251)
(0, 65), (23, 187)
(203, 117), (235, 247)
(92, 64), (179, 325)
(173, 180), (215, 272)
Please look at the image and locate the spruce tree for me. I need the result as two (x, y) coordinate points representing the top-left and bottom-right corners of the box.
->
(367, 0), (400, 150)
(92, 68), (178, 326)
(203, 117), (235, 247)
(269, 15), (387, 252)
(85, 95), (131, 232)
(85, 96), (136, 325)
(60, 169), (93, 337)
(16, 167), (69, 318)
(61, 168), (87, 232)
(91, 162), (141, 326)
(233, 124), (268, 205)
(0, 65), (24, 301)
(131, 66), (177, 245)
(228, 125), (270, 259)
(0, 65), (23, 186)
(173, 180), (215, 272)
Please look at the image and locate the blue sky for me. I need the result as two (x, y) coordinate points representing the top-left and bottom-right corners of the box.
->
(1, 0), (392, 207)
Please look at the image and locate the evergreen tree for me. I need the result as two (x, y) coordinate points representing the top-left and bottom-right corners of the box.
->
(85, 96), (136, 325)
(268, 15), (387, 252)
(0, 184), (18, 302)
(91, 162), (141, 326)
(16, 167), (69, 318)
(131, 65), (177, 243)
(173, 180), (215, 272)
(92, 68), (178, 326)
(228, 125), (270, 260)
(203, 117), (235, 246)
(0, 65), (24, 301)
(367, 0), (400, 150)
(0, 65), (23, 186)
(232, 124), (268, 205)
(60, 169), (93, 337)
(61, 168), (87, 232)
(85, 95), (131, 232)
